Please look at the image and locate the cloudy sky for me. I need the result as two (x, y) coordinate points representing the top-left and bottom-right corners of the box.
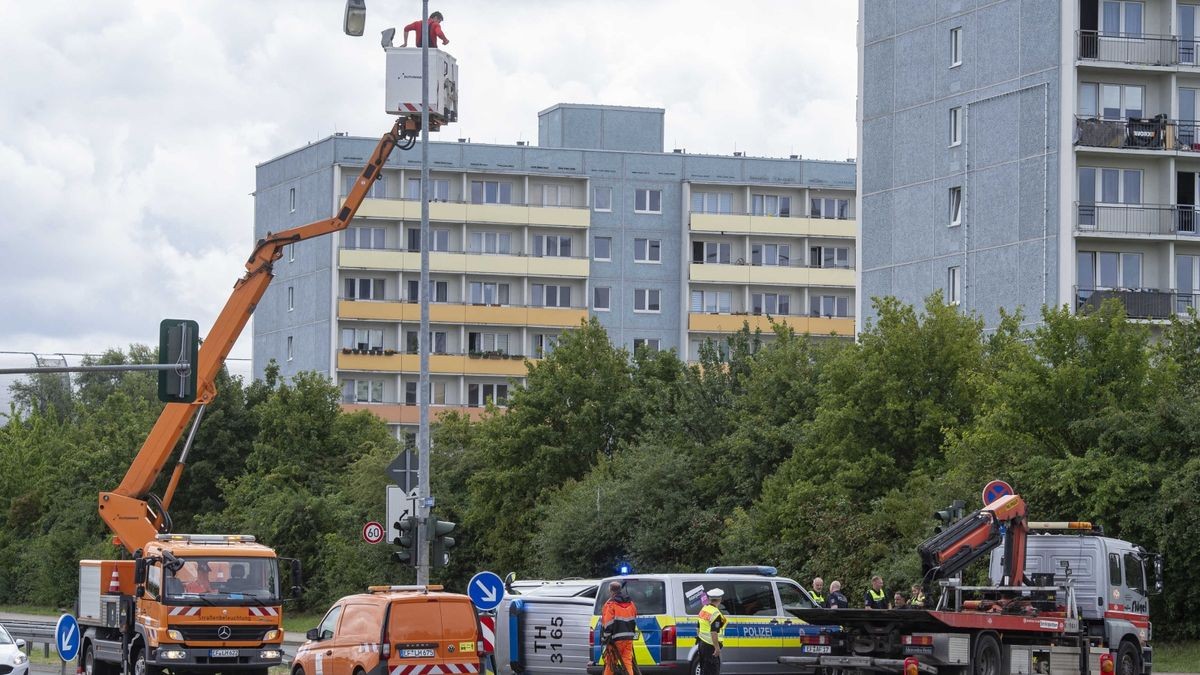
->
(0, 1), (857, 408)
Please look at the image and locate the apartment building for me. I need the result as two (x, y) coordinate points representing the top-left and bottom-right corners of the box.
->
(253, 104), (855, 439)
(859, 0), (1200, 330)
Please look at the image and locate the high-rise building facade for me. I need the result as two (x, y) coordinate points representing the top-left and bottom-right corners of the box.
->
(253, 104), (855, 438)
(859, 1), (1200, 329)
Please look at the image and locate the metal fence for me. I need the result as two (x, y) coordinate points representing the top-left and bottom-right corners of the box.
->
(1076, 288), (1198, 320)
(1075, 203), (1200, 236)
(1076, 31), (1197, 66)
(1074, 115), (1200, 152)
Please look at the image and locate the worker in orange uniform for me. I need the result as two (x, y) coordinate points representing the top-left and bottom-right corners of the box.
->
(184, 561), (214, 594)
(601, 581), (638, 675)
(401, 11), (449, 48)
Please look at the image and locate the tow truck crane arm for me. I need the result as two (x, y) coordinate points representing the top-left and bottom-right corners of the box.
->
(918, 493), (1029, 586)
(99, 117), (412, 554)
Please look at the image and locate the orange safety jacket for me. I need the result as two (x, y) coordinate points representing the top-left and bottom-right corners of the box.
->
(602, 597), (638, 642)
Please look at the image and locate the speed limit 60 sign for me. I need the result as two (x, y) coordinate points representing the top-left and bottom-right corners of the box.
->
(362, 521), (385, 544)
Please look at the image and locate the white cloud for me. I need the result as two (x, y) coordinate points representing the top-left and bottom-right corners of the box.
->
(0, 0), (856, 404)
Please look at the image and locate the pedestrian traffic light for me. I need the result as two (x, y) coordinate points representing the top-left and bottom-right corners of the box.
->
(427, 515), (455, 568)
(393, 515), (419, 566)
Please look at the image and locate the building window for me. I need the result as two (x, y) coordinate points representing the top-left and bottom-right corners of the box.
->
(594, 186), (613, 212)
(950, 27), (962, 67)
(406, 330), (448, 354)
(1101, 0), (1144, 38)
(594, 286), (611, 311)
(811, 295), (851, 317)
(345, 277), (385, 300)
(470, 180), (513, 205)
(1078, 167), (1142, 206)
(1077, 251), (1142, 289)
(532, 333), (558, 357)
(406, 280), (448, 303)
(635, 188), (662, 213)
(751, 194), (791, 217)
(949, 187), (963, 227)
(405, 381), (447, 405)
(532, 284), (572, 308)
(343, 172), (385, 199)
(692, 241), (732, 264)
(469, 281), (510, 305)
(468, 383), (508, 407)
(406, 178), (450, 201)
(467, 331), (509, 354)
(809, 246), (850, 269)
(752, 293), (791, 315)
(690, 290), (732, 314)
(751, 243), (791, 266)
(533, 234), (573, 257)
(691, 191), (733, 214)
(342, 328), (384, 351)
(289, 187), (296, 213)
(343, 379), (384, 404)
(634, 288), (661, 313)
(947, 266), (961, 306)
(346, 226), (386, 250)
(537, 184), (573, 207)
(286, 336), (293, 361)
(632, 338), (661, 352)
(468, 231), (511, 254)
(593, 236), (612, 261)
(287, 286), (294, 311)
(810, 197), (850, 219)
(287, 244), (295, 262)
(634, 238), (662, 263)
(950, 107), (962, 146)
(407, 228), (450, 252)
(1078, 83), (1144, 120)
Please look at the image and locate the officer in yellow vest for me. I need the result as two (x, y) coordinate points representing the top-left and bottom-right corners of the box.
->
(865, 575), (888, 609)
(696, 588), (728, 675)
(809, 577), (826, 607)
(909, 584), (927, 609)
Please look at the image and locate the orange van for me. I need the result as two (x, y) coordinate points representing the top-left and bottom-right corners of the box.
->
(294, 585), (483, 675)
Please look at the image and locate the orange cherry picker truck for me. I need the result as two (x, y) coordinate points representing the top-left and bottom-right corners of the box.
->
(77, 109), (436, 675)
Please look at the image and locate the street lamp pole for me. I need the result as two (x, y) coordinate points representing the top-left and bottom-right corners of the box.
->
(416, 0), (432, 586)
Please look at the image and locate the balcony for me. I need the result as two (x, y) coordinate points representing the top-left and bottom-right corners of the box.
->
(338, 351), (531, 376)
(350, 197), (590, 228)
(689, 262), (855, 287)
(338, 299), (588, 327)
(688, 312), (854, 336)
(1075, 202), (1200, 237)
(1074, 116), (1200, 153)
(340, 403), (489, 424)
(1076, 31), (1199, 68)
(339, 247), (590, 278)
(1076, 287), (1198, 320)
(690, 212), (855, 238)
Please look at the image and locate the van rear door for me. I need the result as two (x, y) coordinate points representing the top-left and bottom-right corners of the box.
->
(389, 598), (445, 667)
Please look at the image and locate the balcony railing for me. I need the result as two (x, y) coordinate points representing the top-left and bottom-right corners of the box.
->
(691, 259), (857, 270)
(1075, 202), (1200, 236)
(341, 194), (589, 210)
(339, 244), (590, 260)
(1074, 115), (1200, 152)
(690, 209), (854, 220)
(1076, 287), (1199, 320)
(1076, 31), (1199, 67)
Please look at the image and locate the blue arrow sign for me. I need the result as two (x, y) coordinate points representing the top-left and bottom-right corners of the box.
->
(55, 614), (80, 662)
(468, 571), (505, 611)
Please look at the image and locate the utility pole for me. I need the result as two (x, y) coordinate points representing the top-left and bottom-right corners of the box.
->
(416, 0), (432, 585)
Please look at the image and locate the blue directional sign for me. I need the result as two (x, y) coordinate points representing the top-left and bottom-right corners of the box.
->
(468, 571), (505, 611)
(55, 614), (80, 662)
(982, 480), (1014, 506)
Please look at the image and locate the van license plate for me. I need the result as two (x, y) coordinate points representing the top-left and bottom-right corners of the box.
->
(210, 649), (239, 658)
(400, 649), (436, 658)
(802, 646), (831, 654)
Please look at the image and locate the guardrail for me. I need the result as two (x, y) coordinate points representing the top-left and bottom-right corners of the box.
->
(3, 619), (56, 658)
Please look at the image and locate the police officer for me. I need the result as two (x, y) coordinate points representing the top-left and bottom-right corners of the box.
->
(864, 576), (888, 609)
(909, 584), (927, 609)
(697, 588), (728, 675)
(826, 581), (850, 608)
(809, 577), (826, 607)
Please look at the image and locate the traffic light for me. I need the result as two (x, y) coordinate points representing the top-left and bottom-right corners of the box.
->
(427, 515), (456, 568)
(158, 319), (199, 403)
(933, 500), (967, 533)
(393, 515), (419, 566)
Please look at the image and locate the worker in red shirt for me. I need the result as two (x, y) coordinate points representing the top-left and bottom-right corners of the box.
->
(401, 11), (449, 48)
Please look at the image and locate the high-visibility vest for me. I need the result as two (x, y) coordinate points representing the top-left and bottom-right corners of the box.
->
(866, 588), (887, 608)
(697, 604), (726, 645)
(912, 591), (926, 607)
(810, 590), (826, 605)
(602, 599), (638, 641)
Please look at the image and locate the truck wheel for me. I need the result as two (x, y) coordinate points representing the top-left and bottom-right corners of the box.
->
(1117, 640), (1141, 675)
(972, 633), (1001, 675)
(292, 667), (307, 675)
(83, 643), (112, 675)
(132, 647), (162, 675)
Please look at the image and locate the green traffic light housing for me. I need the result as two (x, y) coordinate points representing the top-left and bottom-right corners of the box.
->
(158, 319), (199, 403)
(393, 515), (419, 565)
(426, 515), (456, 568)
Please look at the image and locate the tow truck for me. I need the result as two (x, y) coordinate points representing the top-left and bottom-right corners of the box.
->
(779, 490), (1162, 675)
(78, 32), (457, 674)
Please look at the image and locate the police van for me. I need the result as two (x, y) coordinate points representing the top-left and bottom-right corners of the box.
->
(586, 567), (834, 675)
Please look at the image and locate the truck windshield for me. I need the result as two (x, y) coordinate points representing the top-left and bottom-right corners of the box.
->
(165, 557), (280, 605)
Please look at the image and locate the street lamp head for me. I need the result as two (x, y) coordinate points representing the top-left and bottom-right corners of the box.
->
(343, 0), (367, 37)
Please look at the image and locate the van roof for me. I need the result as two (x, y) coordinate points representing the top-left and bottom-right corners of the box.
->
(599, 573), (794, 584)
(339, 590), (474, 604)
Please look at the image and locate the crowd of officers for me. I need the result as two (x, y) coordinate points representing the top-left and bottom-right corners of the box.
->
(808, 576), (927, 610)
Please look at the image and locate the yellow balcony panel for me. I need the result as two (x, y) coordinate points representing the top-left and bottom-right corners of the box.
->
(805, 218), (857, 238)
(341, 403), (488, 424)
(339, 300), (406, 321)
(807, 267), (856, 287)
(339, 301), (588, 328)
(465, 203), (530, 226)
(527, 205), (590, 228)
(340, 248), (404, 269)
(805, 317), (855, 336)
(749, 216), (857, 238)
(689, 313), (777, 333)
(462, 305), (587, 328)
(689, 212), (753, 234)
(339, 352), (404, 371)
(689, 263), (752, 284)
(526, 256), (589, 278)
(353, 198), (406, 219)
(350, 198), (468, 222)
(338, 352), (530, 376)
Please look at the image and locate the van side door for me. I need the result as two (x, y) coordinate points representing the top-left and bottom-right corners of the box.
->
(719, 580), (783, 675)
(312, 604), (344, 675)
(775, 581), (824, 666)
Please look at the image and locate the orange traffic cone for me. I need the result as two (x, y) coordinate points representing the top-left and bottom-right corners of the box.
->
(108, 568), (121, 594)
